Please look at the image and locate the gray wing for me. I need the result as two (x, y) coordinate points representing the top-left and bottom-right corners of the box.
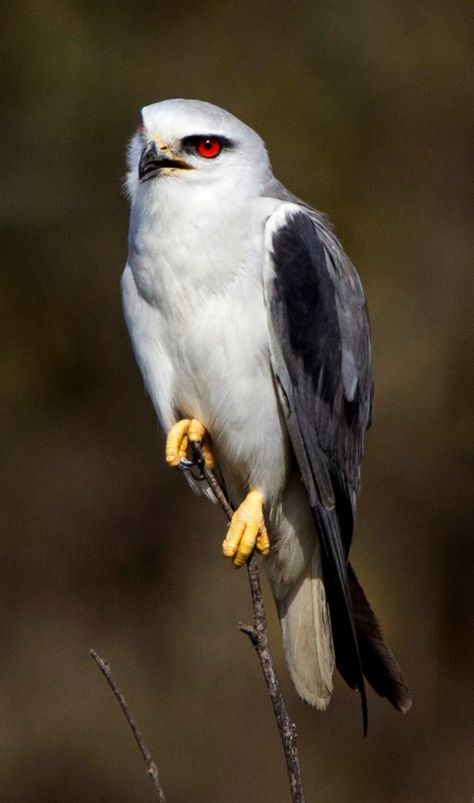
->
(264, 205), (373, 546)
(263, 204), (373, 728)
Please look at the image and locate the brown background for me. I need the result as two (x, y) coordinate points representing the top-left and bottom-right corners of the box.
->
(1, 2), (472, 801)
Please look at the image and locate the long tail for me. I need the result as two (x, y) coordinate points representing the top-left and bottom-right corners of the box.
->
(348, 563), (412, 714)
(271, 551), (411, 718)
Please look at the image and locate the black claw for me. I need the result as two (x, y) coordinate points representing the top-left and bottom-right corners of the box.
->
(190, 441), (205, 465)
(177, 441), (206, 480)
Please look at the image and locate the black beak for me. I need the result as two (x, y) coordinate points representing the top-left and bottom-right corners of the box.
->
(138, 141), (191, 182)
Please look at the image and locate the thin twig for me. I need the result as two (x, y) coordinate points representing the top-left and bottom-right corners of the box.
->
(90, 649), (167, 803)
(194, 445), (306, 803)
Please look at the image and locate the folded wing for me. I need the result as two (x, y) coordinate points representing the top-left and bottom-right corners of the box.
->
(263, 205), (411, 729)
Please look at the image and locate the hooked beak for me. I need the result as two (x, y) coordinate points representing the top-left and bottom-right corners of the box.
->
(138, 141), (192, 182)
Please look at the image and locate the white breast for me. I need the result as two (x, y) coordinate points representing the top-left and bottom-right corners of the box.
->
(124, 183), (289, 502)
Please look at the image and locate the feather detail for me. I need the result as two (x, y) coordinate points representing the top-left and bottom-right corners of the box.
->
(276, 542), (335, 709)
(348, 565), (412, 713)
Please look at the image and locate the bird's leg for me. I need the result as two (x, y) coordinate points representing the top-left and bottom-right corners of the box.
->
(222, 489), (270, 568)
(165, 419), (214, 470)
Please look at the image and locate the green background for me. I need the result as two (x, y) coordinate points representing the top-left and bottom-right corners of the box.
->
(1, 2), (472, 801)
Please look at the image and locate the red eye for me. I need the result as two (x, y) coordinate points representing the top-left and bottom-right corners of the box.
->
(196, 137), (222, 158)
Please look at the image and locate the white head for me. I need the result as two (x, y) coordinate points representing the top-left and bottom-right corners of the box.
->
(126, 99), (272, 203)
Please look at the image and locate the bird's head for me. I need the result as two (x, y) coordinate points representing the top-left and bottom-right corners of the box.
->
(126, 99), (272, 202)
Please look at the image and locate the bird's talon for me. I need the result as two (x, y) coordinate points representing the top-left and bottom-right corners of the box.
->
(223, 489), (269, 567)
(187, 420), (206, 443)
(256, 528), (271, 556)
(166, 419), (214, 469)
(190, 440), (205, 466)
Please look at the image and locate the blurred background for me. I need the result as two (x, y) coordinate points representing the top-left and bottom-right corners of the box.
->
(1, 2), (472, 801)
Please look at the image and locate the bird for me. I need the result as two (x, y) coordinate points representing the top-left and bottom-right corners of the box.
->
(122, 98), (412, 730)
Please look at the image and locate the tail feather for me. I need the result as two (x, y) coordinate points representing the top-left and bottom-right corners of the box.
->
(348, 564), (412, 714)
(316, 506), (369, 732)
(276, 543), (335, 709)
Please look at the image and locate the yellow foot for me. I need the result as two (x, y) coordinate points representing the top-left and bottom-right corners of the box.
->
(222, 489), (270, 568)
(165, 419), (214, 468)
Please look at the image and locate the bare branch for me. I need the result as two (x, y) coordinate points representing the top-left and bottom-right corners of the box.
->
(90, 649), (167, 803)
(194, 445), (306, 803)
(90, 448), (305, 802)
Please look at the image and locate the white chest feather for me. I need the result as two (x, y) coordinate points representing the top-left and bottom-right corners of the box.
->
(123, 184), (288, 498)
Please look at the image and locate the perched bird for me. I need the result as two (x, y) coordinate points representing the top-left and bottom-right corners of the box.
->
(122, 99), (411, 729)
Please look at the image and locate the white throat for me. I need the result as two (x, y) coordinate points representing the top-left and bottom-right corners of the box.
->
(128, 176), (258, 310)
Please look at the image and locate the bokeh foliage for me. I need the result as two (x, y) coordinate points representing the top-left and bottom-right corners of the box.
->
(1, 2), (472, 801)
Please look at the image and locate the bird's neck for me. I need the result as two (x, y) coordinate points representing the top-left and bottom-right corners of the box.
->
(128, 181), (257, 310)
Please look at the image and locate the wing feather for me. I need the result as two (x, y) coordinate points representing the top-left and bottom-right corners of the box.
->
(263, 205), (373, 728)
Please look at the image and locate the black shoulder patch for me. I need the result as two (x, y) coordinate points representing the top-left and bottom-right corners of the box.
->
(272, 212), (341, 406)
